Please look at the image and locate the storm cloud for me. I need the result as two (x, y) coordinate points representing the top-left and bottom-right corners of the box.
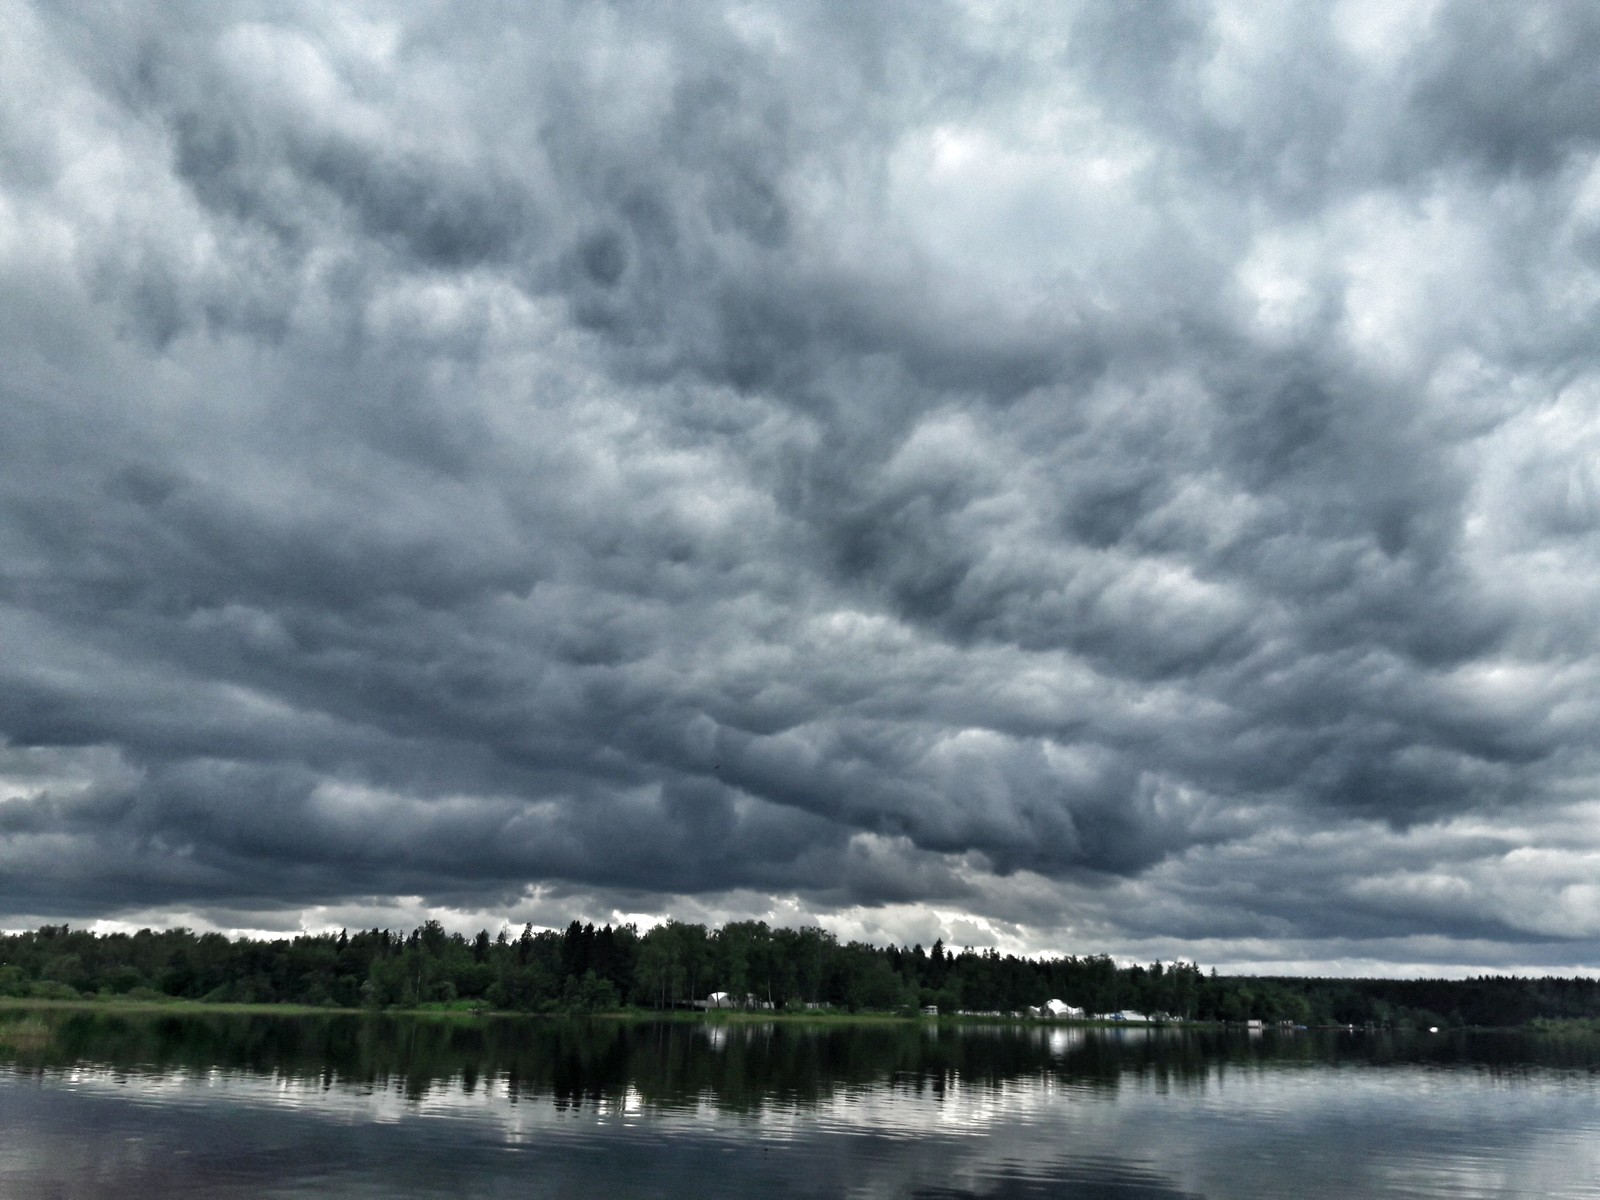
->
(5, 0), (1600, 973)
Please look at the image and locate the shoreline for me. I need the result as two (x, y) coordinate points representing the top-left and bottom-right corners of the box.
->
(6, 996), (1576, 1033)
(0, 995), (1205, 1025)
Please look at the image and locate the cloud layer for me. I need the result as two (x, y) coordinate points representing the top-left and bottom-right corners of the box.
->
(5, 0), (1600, 972)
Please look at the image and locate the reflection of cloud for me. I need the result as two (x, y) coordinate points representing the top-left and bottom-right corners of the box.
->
(14, 1045), (1600, 1200)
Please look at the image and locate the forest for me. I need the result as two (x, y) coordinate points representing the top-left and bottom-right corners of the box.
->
(3, 919), (1599, 1030)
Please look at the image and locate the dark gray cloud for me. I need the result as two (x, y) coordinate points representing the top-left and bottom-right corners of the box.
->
(5, 0), (1600, 972)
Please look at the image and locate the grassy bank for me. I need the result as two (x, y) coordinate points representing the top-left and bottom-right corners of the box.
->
(14, 996), (1578, 1034)
(1, 995), (1196, 1030)
(0, 995), (916, 1022)
(0, 995), (364, 1017)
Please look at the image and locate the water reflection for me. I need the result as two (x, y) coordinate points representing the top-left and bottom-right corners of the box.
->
(3, 1010), (1600, 1198)
(7, 1009), (1600, 1104)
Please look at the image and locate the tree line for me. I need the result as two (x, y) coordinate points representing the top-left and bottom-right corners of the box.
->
(3, 920), (1597, 1027)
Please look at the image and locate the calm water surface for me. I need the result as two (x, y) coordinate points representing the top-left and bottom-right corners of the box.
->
(3, 1009), (1599, 1198)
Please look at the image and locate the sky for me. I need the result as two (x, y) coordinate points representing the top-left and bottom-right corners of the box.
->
(4, 1), (1600, 977)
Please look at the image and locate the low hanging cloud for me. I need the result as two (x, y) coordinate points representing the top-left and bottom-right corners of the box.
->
(5, 0), (1600, 973)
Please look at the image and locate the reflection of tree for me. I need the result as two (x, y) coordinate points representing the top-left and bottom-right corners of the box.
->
(9, 1011), (1599, 1112)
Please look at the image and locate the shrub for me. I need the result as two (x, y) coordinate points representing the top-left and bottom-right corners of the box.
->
(28, 980), (80, 1001)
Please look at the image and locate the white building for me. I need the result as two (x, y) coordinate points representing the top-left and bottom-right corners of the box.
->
(1044, 999), (1084, 1018)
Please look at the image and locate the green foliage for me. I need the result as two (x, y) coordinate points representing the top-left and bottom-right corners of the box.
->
(28, 980), (81, 1000)
(562, 969), (620, 1013)
(120, 986), (170, 1003)
(1, 920), (1596, 1027)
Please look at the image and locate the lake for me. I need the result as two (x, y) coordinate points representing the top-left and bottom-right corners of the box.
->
(3, 1008), (1599, 1198)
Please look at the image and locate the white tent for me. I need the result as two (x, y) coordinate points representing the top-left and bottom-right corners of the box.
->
(1044, 998), (1083, 1018)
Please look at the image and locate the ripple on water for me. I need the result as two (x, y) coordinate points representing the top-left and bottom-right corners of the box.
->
(4, 1025), (1600, 1199)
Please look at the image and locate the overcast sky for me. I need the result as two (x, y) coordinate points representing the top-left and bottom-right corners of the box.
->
(6, 1), (1600, 976)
